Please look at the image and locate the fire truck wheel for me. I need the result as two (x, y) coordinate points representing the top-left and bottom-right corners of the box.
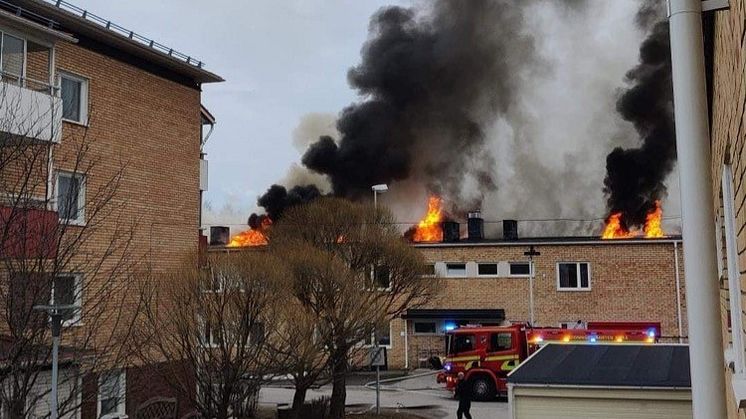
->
(470, 376), (495, 401)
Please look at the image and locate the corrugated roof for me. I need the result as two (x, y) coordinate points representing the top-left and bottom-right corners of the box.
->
(508, 344), (690, 388)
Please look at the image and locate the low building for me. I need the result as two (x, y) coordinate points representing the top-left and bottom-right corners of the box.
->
(507, 344), (692, 419)
(382, 227), (686, 370)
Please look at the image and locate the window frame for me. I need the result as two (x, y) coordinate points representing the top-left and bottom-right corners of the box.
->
(412, 321), (439, 335)
(370, 265), (392, 291)
(55, 170), (86, 226)
(50, 273), (82, 327)
(444, 262), (467, 278)
(97, 370), (126, 419)
(0, 30), (27, 82)
(365, 321), (392, 348)
(508, 261), (532, 277)
(476, 263), (498, 277)
(57, 69), (89, 125)
(556, 262), (591, 291)
(722, 164), (745, 374)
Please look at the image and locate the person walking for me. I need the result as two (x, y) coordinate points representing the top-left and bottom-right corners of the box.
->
(455, 372), (473, 419)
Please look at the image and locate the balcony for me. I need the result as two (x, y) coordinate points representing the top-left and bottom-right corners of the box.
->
(0, 205), (58, 259)
(0, 74), (62, 143)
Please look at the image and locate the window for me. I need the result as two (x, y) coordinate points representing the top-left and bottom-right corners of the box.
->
(367, 322), (391, 347)
(1, 33), (24, 81)
(557, 262), (590, 290)
(509, 262), (531, 276)
(56, 171), (85, 225)
(451, 334), (474, 354)
(723, 164), (745, 373)
(477, 263), (498, 276)
(490, 332), (512, 352)
(445, 263), (467, 277)
(98, 370), (125, 418)
(413, 321), (437, 334)
(51, 274), (81, 326)
(372, 266), (391, 289)
(201, 317), (221, 347)
(59, 71), (88, 124)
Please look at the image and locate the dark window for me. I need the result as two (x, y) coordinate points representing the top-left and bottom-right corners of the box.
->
(57, 172), (84, 223)
(510, 262), (530, 276)
(452, 334), (475, 353)
(373, 266), (391, 289)
(477, 263), (498, 276)
(374, 322), (390, 346)
(558, 262), (590, 290)
(414, 322), (437, 334)
(490, 333), (513, 352)
(53, 275), (78, 323)
(445, 263), (467, 277)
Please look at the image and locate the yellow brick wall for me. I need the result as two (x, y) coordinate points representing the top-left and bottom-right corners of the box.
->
(711, 1), (746, 417)
(385, 240), (686, 369)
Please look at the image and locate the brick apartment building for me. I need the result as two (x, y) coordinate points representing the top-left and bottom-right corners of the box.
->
(708, 0), (746, 416)
(0, 0), (221, 418)
(377, 224), (687, 370)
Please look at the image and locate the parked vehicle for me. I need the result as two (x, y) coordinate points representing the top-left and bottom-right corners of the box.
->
(436, 322), (660, 400)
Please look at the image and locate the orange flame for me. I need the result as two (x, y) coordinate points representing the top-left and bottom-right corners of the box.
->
(643, 200), (664, 238)
(227, 217), (271, 247)
(601, 200), (665, 239)
(412, 196), (444, 242)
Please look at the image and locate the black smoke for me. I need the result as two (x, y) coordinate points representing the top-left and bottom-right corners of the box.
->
(603, 16), (674, 229)
(255, 184), (322, 222)
(299, 0), (535, 205)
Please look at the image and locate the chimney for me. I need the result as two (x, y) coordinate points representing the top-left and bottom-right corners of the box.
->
(503, 220), (518, 240)
(467, 211), (484, 241)
(210, 226), (230, 245)
(441, 221), (460, 243)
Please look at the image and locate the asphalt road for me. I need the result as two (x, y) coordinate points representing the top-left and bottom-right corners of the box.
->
(259, 370), (510, 418)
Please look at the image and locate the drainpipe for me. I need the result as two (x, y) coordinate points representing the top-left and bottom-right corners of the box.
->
(673, 241), (683, 343)
(668, 1), (727, 417)
(404, 320), (409, 370)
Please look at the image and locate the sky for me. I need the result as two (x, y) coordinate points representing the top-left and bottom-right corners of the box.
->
(70, 0), (679, 235)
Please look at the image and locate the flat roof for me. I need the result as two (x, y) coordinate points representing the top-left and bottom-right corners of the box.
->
(414, 235), (682, 248)
(402, 309), (505, 320)
(508, 343), (690, 388)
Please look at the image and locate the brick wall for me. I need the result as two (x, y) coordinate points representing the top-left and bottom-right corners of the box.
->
(385, 240), (686, 369)
(710, 1), (746, 417)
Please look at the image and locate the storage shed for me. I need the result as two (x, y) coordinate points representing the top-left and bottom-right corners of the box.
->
(507, 344), (692, 419)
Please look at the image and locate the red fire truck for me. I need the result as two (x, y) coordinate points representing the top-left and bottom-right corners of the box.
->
(436, 322), (660, 400)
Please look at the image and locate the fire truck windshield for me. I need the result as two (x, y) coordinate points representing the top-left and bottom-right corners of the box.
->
(447, 333), (475, 355)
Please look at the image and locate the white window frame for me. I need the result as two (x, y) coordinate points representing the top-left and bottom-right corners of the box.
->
(370, 265), (393, 291)
(55, 170), (86, 226)
(58, 70), (89, 125)
(365, 321), (392, 349)
(476, 262), (499, 277)
(444, 262), (467, 278)
(0, 30), (27, 82)
(723, 164), (745, 374)
(97, 370), (126, 419)
(50, 273), (82, 327)
(508, 261), (532, 277)
(556, 262), (591, 291)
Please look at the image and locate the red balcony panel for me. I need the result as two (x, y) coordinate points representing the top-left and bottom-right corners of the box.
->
(0, 206), (58, 259)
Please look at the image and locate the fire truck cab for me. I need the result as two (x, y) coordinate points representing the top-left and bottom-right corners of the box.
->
(436, 322), (660, 400)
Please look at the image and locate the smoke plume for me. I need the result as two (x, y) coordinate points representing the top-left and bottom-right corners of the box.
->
(603, 5), (674, 229)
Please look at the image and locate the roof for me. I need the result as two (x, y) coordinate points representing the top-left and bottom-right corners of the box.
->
(402, 308), (505, 320)
(413, 235), (682, 248)
(508, 344), (690, 388)
(10, 0), (223, 84)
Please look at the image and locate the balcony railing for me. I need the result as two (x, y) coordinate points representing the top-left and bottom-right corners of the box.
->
(0, 70), (62, 143)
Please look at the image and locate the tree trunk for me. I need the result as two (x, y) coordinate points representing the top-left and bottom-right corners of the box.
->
(328, 351), (347, 419)
(290, 383), (308, 419)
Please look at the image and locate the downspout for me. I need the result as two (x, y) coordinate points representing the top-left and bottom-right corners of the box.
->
(668, 0), (727, 416)
(673, 241), (683, 343)
(404, 320), (409, 370)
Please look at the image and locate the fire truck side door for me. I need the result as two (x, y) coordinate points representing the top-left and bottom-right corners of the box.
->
(486, 331), (519, 372)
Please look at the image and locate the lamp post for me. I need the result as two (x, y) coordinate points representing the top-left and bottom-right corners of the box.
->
(371, 184), (388, 209)
(34, 304), (77, 419)
(524, 246), (540, 326)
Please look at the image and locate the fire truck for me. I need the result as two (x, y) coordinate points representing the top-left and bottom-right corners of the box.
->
(435, 322), (660, 400)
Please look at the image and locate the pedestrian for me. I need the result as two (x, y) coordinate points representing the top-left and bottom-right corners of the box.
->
(455, 372), (473, 419)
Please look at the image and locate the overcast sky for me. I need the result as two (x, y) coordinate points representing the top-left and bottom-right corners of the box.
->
(70, 1), (675, 233)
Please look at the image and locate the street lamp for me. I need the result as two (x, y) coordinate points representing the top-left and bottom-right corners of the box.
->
(34, 304), (78, 419)
(371, 184), (388, 209)
(524, 246), (540, 326)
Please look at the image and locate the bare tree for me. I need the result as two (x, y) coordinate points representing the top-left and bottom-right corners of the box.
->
(0, 77), (141, 418)
(135, 251), (285, 419)
(271, 197), (439, 419)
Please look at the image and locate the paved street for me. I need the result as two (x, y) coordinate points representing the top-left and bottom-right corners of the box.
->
(259, 371), (510, 418)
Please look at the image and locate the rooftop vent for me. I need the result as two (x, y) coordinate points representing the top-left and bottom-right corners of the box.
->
(503, 220), (518, 241)
(467, 211), (484, 241)
(209, 226), (230, 246)
(441, 221), (460, 243)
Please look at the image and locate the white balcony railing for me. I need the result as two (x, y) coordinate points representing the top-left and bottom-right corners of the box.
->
(0, 72), (62, 143)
